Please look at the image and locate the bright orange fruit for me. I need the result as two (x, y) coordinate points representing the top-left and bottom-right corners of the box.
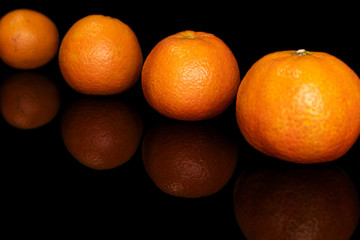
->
(61, 97), (143, 170)
(58, 15), (143, 95)
(0, 72), (60, 129)
(236, 49), (360, 163)
(142, 122), (238, 198)
(141, 30), (240, 121)
(233, 163), (360, 240)
(0, 9), (59, 69)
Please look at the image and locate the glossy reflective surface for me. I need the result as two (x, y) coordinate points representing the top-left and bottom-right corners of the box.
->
(1, 4), (360, 238)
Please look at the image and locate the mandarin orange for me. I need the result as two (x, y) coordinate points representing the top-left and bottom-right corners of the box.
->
(141, 30), (240, 121)
(0, 9), (59, 69)
(236, 49), (360, 163)
(58, 15), (143, 95)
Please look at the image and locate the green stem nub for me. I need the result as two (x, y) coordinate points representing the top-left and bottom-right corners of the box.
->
(293, 49), (312, 56)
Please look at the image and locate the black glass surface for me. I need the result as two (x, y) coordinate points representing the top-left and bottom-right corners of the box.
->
(1, 4), (359, 238)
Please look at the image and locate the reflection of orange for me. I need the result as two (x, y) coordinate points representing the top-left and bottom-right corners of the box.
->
(0, 9), (59, 69)
(0, 72), (60, 129)
(142, 30), (240, 121)
(58, 15), (143, 95)
(61, 97), (143, 170)
(233, 163), (359, 240)
(142, 123), (238, 198)
(236, 49), (360, 164)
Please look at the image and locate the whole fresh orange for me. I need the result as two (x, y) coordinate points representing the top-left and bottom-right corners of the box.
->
(142, 122), (238, 198)
(233, 163), (360, 240)
(58, 15), (143, 95)
(236, 49), (360, 163)
(61, 97), (143, 170)
(0, 9), (59, 69)
(0, 72), (60, 129)
(141, 30), (240, 121)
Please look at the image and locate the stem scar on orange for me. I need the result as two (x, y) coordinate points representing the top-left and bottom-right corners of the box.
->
(236, 49), (360, 164)
(141, 30), (240, 121)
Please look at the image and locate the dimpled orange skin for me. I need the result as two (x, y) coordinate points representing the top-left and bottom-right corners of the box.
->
(58, 15), (143, 95)
(236, 50), (360, 164)
(141, 30), (240, 121)
(0, 9), (59, 69)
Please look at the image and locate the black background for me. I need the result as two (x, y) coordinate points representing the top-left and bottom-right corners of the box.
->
(1, 3), (359, 238)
